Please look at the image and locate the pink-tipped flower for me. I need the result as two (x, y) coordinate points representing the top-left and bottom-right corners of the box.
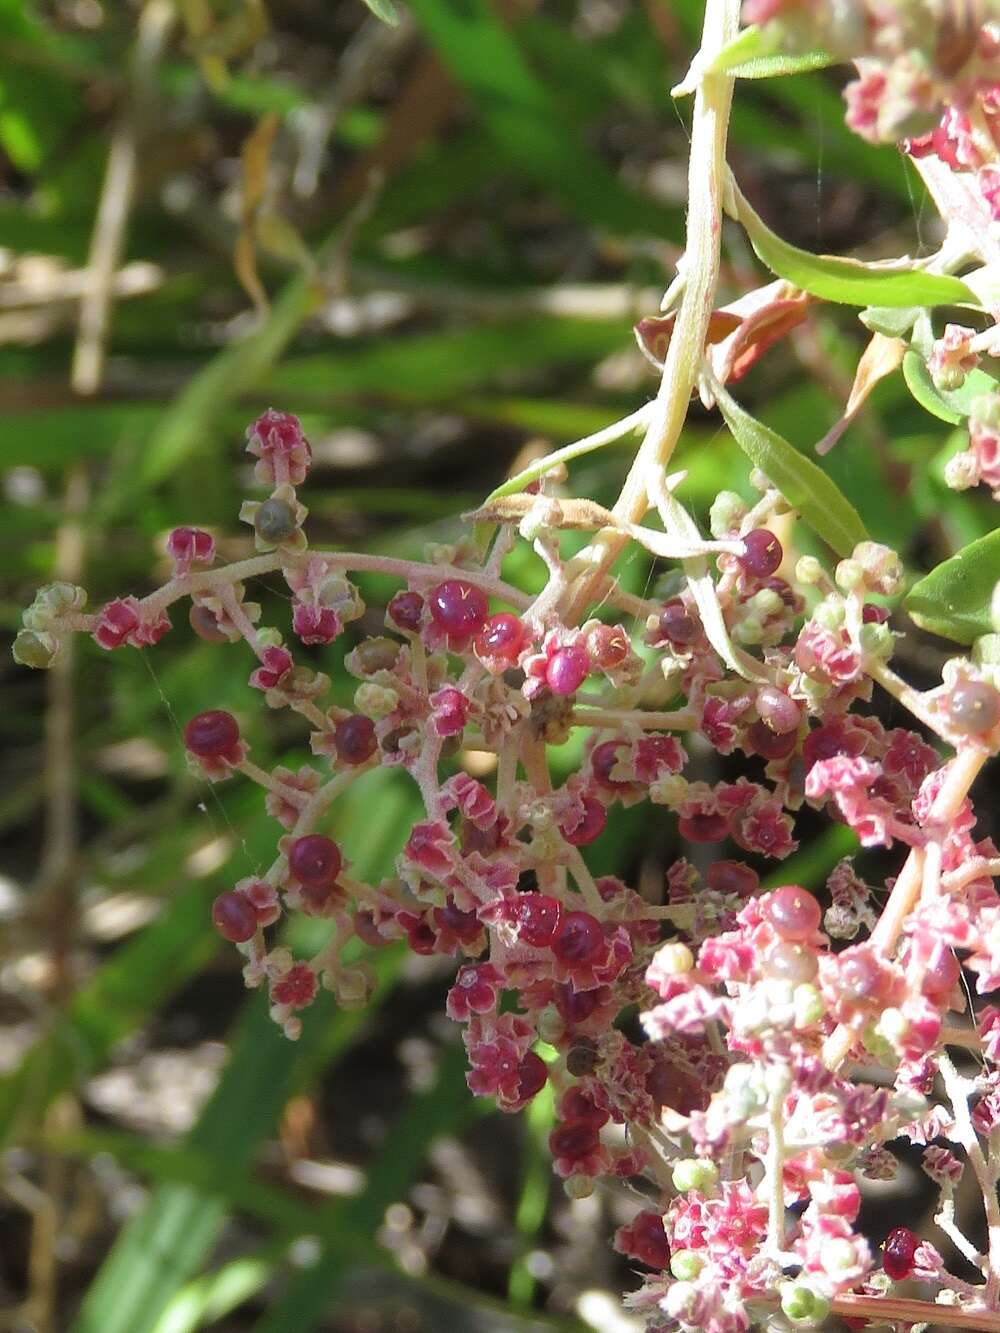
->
(246, 409), (312, 487)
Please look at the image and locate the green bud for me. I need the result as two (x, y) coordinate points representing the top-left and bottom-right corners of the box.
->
(354, 682), (399, 718)
(565, 1173), (595, 1200)
(973, 634), (1000, 668)
(748, 588), (784, 618)
(780, 1282), (830, 1326)
(12, 629), (58, 670)
(793, 983), (825, 1029)
(795, 556), (824, 585)
(860, 621), (894, 662)
(971, 392), (1000, 431)
(669, 1250), (704, 1281)
(861, 1022), (894, 1064)
(537, 1005), (564, 1044)
(671, 1158), (719, 1193)
(733, 615), (764, 645)
(835, 559), (865, 592)
(709, 490), (747, 539)
(257, 626), (285, 650)
(944, 450), (979, 492)
(814, 597), (846, 631)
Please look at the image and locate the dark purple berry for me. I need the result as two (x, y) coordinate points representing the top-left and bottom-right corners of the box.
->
(628, 1211), (671, 1270)
(387, 591), (424, 632)
(254, 497), (298, 544)
(947, 680), (1000, 736)
(747, 719), (798, 760)
(566, 1038), (600, 1077)
(288, 834), (342, 888)
(678, 811), (728, 843)
(738, 528), (783, 577)
(189, 604), (229, 643)
(653, 599), (698, 647)
(184, 710), (240, 759)
(334, 714), (377, 765)
(428, 579), (489, 640)
(212, 891), (257, 942)
(552, 911), (605, 966)
(516, 1051), (548, 1101)
(555, 983), (601, 1024)
(434, 896), (481, 943)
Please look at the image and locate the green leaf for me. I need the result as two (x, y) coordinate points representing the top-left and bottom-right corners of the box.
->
(905, 530), (1000, 645)
(902, 349), (1000, 425)
(707, 25), (837, 79)
(714, 381), (868, 557)
(361, 0), (401, 24)
(404, 0), (677, 237)
(732, 181), (978, 308)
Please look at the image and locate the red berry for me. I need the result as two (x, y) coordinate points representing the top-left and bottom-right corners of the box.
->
(287, 834), (342, 888)
(549, 1120), (600, 1163)
(746, 720), (798, 760)
(428, 579), (489, 640)
(706, 860), (758, 897)
(560, 1087), (609, 1127)
(552, 911), (605, 967)
(555, 983), (602, 1024)
(474, 612), (526, 665)
(561, 795), (607, 846)
(513, 893), (563, 947)
(591, 739), (631, 791)
(765, 886), (821, 941)
(334, 714), (377, 765)
(184, 710), (240, 759)
(883, 1226), (919, 1280)
(516, 1051), (548, 1101)
(546, 644), (590, 696)
(653, 599), (699, 647)
(387, 590), (424, 632)
(839, 946), (890, 1002)
(755, 686), (801, 734)
(586, 623), (630, 670)
(738, 528), (783, 577)
(212, 891), (257, 942)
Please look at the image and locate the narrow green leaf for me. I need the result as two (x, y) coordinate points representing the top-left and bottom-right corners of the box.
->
(902, 349), (1000, 425)
(732, 181), (978, 308)
(714, 382), (868, 557)
(361, 0), (401, 24)
(708, 26), (836, 79)
(905, 530), (1000, 645)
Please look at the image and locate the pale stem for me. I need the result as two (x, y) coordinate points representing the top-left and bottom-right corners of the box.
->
(869, 659), (950, 742)
(235, 758), (310, 802)
(564, 846), (605, 916)
(561, 0), (741, 623)
(569, 706), (696, 731)
(936, 1186), (985, 1269)
(763, 1081), (786, 1255)
(939, 1051), (1000, 1304)
(828, 1293), (1000, 1330)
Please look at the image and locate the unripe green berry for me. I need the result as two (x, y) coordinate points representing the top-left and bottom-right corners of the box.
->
(780, 1282), (830, 1326)
(944, 451), (978, 491)
(748, 588), (784, 618)
(354, 683), (399, 718)
(537, 1005), (564, 1044)
(565, 1173), (595, 1200)
(671, 1158), (718, 1193)
(973, 634), (1000, 668)
(669, 1250), (704, 1281)
(733, 615), (764, 645)
(835, 559), (865, 592)
(709, 490), (747, 538)
(971, 392), (1000, 431)
(859, 621), (894, 662)
(813, 597), (845, 631)
(13, 629), (58, 669)
(793, 983), (825, 1029)
(654, 941), (694, 975)
(795, 556), (824, 585)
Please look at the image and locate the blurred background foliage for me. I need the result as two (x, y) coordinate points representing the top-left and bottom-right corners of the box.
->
(0, 0), (996, 1329)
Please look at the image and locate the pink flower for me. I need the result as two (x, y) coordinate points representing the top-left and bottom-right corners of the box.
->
(446, 963), (502, 1020)
(403, 820), (456, 879)
(441, 772), (496, 829)
(270, 961), (317, 1009)
(249, 646), (293, 691)
(246, 409), (312, 486)
(292, 602), (342, 645)
(795, 621), (861, 685)
(166, 526), (215, 574)
(429, 686), (470, 738)
(93, 597), (171, 650)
